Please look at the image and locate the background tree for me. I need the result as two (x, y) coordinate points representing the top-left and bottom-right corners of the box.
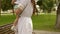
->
(1, 0), (14, 15)
(1, 0), (13, 11)
(55, 0), (60, 29)
(0, 0), (1, 16)
(37, 0), (42, 12)
(37, 0), (56, 13)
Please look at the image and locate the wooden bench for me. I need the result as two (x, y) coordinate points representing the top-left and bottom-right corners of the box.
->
(0, 24), (14, 34)
(0, 24), (35, 34)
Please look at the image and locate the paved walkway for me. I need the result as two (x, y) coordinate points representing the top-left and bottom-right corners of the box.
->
(34, 30), (60, 34)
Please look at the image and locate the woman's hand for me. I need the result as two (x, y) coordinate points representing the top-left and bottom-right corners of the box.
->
(11, 25), (18, 32)
(11, 18), (18, 31)
(11, 26), (15, 31)
(11, 16), (19, 31)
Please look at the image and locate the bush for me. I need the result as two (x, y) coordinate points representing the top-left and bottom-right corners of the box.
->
(1, 0), (13, 11)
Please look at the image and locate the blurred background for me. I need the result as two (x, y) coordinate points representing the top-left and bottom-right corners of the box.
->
(0, 0), (60, 32)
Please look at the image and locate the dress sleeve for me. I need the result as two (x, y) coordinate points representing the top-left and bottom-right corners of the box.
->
(15, 0), (30, 10)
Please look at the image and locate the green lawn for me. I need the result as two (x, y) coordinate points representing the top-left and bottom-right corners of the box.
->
(0, 14), (60, 32)
(0, 15), (16, 26)
(32, 14), (58, 31)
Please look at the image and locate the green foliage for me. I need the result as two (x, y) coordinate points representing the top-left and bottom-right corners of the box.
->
(0, 15), (16, 26)
(37, 0), (56, 13)
(1, 0), (13, 11)
(37, 0), (42, 6)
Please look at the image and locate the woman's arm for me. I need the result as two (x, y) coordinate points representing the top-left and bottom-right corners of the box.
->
(13, 8), (22, 26)
(12, 0), (29, 26)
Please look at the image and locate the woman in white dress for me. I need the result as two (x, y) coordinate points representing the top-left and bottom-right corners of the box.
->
(11, 0), (35, 34)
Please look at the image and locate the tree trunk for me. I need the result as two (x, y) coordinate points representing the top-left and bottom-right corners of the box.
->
(56, 3), (60, 29)
(0, 0), (1, 16)
(12, 5), (14, 15)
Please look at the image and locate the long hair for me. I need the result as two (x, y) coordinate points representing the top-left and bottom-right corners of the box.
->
(31, 0), (37, 14)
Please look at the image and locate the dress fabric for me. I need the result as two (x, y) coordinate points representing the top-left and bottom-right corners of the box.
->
(14, 0), (33, 34)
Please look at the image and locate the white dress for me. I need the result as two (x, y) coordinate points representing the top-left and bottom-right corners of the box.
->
(14, 0), (33, 34)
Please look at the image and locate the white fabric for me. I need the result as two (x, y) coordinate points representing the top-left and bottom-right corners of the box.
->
(14, 0), (33, 34)
(14, 0), (30, 9)
(18, 4), (24, 10)
(14, 4), (24, 11)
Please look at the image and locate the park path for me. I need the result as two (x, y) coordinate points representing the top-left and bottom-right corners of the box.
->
(34, 30), (60, 34)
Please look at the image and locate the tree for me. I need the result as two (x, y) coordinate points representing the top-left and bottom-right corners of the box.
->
(1, 0), (14, 15)
(0, 0), (1, 16)
(37, 0), (55, 13)
(55, 0), (60, 29)
(1, 0), (13, 11)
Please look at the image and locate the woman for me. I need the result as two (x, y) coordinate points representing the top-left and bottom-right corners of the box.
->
(11, 0), (35, 34)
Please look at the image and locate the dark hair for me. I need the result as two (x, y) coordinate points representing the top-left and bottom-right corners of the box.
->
(31, 0), (37, 14)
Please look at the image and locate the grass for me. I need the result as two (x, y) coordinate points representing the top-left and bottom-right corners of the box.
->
(32, 14), (58, 31)
(0, 15), (16, 26)
(0, 14), (60, 32)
